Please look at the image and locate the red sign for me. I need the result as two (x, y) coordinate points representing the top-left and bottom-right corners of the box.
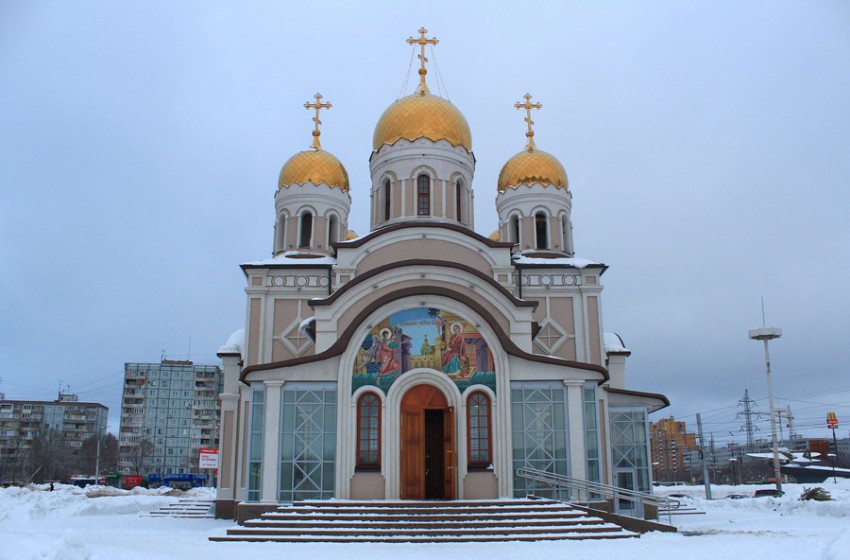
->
(827, 412), (838, 429)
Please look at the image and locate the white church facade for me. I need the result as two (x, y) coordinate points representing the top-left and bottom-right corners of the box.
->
(214, 29), (668, 521)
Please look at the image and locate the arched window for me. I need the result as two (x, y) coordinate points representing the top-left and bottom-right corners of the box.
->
(535, 211), (548, 250)
(328, 214), (338, 245)
(417, 174), (430, 216)
(467, 391), (492, 468)
(384, 179), (391, 221)
(455, 179), (463, 222)
(510, 215), (520, 245)
(298, 211), (313, 248)
(356, 392), (381, 469)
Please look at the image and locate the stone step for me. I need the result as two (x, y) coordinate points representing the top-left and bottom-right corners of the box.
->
(148, 499), (214, 518)
(211, 499), (638, 543)
(210, 531), (635, 543)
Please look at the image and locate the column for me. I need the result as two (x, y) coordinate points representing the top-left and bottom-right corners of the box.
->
(564, 381), (587, 498)
(260, 380), (284, 503)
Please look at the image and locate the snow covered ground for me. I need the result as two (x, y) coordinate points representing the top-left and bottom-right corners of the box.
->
(2, 480), (848, 560)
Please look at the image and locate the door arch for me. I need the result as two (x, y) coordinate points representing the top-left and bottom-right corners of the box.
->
(400, 384), (456, 500)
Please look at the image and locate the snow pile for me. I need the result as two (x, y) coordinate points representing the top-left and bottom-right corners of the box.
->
(1, 481), (849, 560)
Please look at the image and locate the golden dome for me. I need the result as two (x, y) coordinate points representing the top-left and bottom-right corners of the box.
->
(488, 230), (500, 241)
(278, 148), (350, 192)
(497, 147), (568, 193)
(373, 91), (472, 151)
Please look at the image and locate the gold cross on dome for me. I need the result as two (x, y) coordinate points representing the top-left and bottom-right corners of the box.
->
(304, 92), (332, 149)
(514, 93), (542, 150)
(407, 27), (439, 93)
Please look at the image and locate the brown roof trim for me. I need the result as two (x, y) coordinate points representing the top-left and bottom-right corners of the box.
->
(310, 259), (536, 309)
(605, 386), (670, 408)
(241, 285), (609, 382)
(332, 222), (514, 250)
(514, 260), (609, 274)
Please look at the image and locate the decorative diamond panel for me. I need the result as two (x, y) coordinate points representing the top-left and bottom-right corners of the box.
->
(533, 320), (567, 355)
(278, 316), (313, 356)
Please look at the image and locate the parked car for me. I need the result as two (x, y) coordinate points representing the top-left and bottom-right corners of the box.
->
(753, 489), (785, 498)
(726, 494), (748, 500)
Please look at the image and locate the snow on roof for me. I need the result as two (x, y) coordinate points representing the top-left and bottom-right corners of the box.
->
(218, 328), (245, 356)
(244, 251), (337, 267)
(512, 254), (603, 268)
(299, 316), (316, 342)
(604, 332), (630, 353)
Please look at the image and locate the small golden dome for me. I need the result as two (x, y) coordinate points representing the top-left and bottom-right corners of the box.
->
(373, 91), (472, 151)
(346, 229), (359, 240)
(279, 149), (350, 192)
(497, 147), (568, 193)
(488, 230), (500, 241)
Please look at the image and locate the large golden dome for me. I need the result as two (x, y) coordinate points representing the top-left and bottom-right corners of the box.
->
(497, 147), (568, 193)
(373, 91), (472, 151)
(278, 148), (350, 192)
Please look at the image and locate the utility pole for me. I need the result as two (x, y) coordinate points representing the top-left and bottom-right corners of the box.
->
(749, 325), (783, 493)
(696, 413), (712, 499)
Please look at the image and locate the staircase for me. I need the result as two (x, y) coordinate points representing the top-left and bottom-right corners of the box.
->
(210, 499), (638, 543)
(149, 499), (215, 519)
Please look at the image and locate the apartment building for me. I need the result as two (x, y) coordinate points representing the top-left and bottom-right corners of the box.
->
(119, 360), (222, 475)
(0, 393), (108, 479)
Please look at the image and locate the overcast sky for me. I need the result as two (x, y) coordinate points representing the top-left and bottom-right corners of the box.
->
(2, 2), (848, 446)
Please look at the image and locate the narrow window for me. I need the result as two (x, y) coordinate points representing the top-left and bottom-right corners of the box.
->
(467, 392), (492, 468)
(275, 215), (285, 253)
(384, 180), (391, 221)
(535, 212), (548, 250)
(455, 179), (463, 222)
(511, 215), (520, 245)
(357, 392), (381, 469)
(562, 215), (570, 254)
(328, 214), (338, 245)
(298, 212), (313, 248)
(417, 174), (430, 216)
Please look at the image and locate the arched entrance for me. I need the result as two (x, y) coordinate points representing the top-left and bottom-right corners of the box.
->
(399, 384), (456, 500)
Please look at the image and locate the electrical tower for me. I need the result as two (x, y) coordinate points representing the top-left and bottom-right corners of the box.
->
(736, 389), (766, 452)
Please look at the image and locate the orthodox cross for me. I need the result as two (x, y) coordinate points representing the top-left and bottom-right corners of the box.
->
(304, 92), (332, 149)
(407, 27), (439, 93)
(514, 93), (542, 150)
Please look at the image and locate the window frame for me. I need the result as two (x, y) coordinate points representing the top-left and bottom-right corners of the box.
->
(298, 211), (313, 248)
(466, 391), (493, 469)
(417, 174), (430, 216)
(356, 391), (382, 470)
(455, 179), (463, 222)
(535, 211), (548, 250)
(384, 179), (391, 221)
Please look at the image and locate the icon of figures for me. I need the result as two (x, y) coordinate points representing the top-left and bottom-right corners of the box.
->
(376, 329), (401, 376)
(441, 323), (465, 375)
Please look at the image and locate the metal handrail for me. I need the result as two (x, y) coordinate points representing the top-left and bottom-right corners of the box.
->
(516, 467), (679, 524)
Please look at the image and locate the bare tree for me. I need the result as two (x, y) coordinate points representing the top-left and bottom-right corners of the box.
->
(129, 437), (154, 474)
(28, 427), (72, 482)
(80, 433), (120, 474)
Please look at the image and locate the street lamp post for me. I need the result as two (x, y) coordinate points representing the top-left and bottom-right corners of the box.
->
(748, 326), (782, 492)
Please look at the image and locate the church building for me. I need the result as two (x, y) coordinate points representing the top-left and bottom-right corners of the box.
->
(214, 28), (668, 521)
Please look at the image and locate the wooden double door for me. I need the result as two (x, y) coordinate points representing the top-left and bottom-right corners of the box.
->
(400, 384), (456, 500)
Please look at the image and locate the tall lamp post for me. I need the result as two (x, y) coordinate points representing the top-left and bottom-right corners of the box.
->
(749, 326), (782, 492)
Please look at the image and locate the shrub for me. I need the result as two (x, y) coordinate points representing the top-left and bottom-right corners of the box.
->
(800, 487), (832, 501)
